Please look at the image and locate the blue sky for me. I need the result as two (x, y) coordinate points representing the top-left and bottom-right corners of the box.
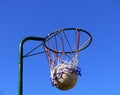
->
(0, 0), (120, 95)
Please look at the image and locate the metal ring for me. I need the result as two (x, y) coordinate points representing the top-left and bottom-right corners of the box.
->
(43, 28), (92, 53)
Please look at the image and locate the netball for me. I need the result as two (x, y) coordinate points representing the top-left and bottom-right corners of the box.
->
(51, 64), (78, 90)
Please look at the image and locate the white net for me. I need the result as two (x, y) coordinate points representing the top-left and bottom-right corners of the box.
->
(49, 53), (81, 90)
(43, 28), (92, 90)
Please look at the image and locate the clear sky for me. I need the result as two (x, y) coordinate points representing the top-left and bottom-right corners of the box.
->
(0, 0), (120, 95)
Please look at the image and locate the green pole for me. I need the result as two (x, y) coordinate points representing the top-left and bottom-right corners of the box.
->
(18, 36), (45, 95)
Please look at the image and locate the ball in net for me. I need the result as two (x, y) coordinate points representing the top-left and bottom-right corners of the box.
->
(51, 63), (79, 90)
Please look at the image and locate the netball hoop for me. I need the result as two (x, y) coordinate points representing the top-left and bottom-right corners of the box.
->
(18, 28), (92, 95)
(43, 28), (92, 90)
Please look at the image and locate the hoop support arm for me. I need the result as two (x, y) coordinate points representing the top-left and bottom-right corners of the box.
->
(18, 36), (45, 95)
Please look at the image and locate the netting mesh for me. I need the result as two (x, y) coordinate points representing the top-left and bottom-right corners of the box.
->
(50, 53), (81, 84)
(43, 29), (82, 88)
(43, 28), (92, 89)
